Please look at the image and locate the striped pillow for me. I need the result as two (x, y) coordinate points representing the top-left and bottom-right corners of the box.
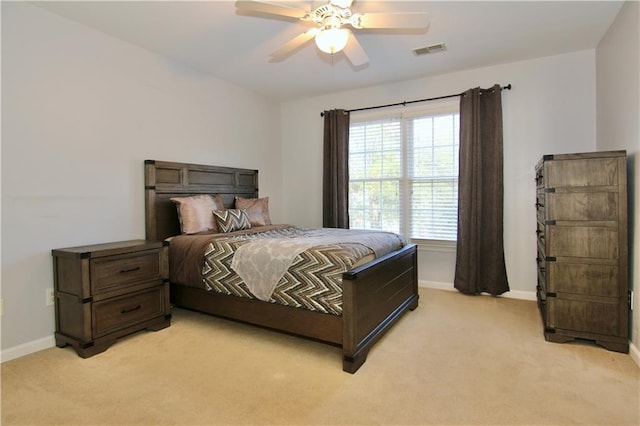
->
(213, 209), (251, 233)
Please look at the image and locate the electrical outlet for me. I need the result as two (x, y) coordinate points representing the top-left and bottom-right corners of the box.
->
(46, 288), (55, 306)
(0, 298), (4, 316)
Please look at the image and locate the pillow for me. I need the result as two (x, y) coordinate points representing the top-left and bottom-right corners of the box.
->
(213, 209), (252, 233)
(170, 194), (224, 234)
(235, 196), (271, 226)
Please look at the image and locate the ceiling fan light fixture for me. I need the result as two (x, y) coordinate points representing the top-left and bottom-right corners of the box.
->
(236, 0), (430, 66)
(315, 27), (349, 54)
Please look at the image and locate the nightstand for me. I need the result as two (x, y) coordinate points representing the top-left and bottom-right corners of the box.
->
(52, 240), (171, 357)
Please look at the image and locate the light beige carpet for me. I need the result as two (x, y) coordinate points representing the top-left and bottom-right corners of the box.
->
(2, 288), (639, 425)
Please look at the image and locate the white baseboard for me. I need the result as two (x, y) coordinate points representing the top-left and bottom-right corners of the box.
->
(418, 280), (454, 292)
(629, 341), (640, 369)
(1, 335), (55, 363)
(504, 289), (538, 301)
(419, 280), (537, 301)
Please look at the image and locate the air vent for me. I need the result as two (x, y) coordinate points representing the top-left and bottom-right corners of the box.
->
(412, 43), (447, 56)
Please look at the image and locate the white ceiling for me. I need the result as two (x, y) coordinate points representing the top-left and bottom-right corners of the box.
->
(33, 1), (624, 101)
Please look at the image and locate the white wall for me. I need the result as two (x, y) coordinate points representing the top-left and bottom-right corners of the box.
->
(280, 50), (598, 297)
(596, 0), (640, 363)
(1, 3), (282, 356)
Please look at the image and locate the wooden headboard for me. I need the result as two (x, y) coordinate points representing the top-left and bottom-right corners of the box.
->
(144, 160), (259, 241)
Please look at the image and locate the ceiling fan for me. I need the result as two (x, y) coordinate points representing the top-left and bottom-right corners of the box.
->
(235, 0), (430, 67)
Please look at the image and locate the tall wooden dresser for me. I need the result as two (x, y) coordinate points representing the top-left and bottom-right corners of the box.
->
(535, 150), (629, 353)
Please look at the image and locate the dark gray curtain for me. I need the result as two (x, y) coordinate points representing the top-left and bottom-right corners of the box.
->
(322, 109), (350, 228)
(454, 85), (509, 296)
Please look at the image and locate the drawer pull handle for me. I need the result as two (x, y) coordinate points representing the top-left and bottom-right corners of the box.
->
(120, 266), (140, 274)
(121, 305), (142, 314)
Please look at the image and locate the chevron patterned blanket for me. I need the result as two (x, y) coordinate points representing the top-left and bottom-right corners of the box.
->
(169, 225), (406, 315)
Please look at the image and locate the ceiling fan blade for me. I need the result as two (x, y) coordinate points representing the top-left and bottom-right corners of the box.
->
(355, 13), (430, 29)
(342, 32), (369, 67)
(235, 1), (308, 19)
(269, 28), (319, 62)
(329, 0), (353, 8)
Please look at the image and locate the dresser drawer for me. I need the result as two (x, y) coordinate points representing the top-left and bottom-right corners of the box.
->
(546, 192), (618, 221)
(546, 225), (618, 259)
(545, 157), (621, 188)
(547, 261), (619, 298)
(536, 221), (545, 246)
(535, 191), (545, 222)
(547, 297), (622, 337)
(535, 165), (544, 189)
(92, 286), (166, 338)
(91, 250), (162, 295)
(536, 286), (547, 319)
(536, 264), (547, 295)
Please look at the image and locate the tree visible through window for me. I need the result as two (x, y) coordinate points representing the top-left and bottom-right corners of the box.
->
(349, 103), (459, 242)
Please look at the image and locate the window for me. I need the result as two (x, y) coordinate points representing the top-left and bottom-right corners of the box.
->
(348, 101), (459, 242)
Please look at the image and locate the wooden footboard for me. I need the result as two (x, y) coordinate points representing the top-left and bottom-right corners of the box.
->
(342, 243), (418, 373)
(170, 243), (418, 374)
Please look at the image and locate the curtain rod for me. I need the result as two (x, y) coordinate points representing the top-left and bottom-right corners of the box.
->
(320, 84), (511, 117)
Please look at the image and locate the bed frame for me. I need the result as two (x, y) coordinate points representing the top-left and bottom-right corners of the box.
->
(144, 159), (418, 373)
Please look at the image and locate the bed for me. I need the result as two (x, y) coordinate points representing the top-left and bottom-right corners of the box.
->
(144, 159), (418, 373)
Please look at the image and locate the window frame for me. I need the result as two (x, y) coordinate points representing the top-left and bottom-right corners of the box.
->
(349, 98), (460, 248)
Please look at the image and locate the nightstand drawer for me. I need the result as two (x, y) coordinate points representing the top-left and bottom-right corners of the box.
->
(92, 286), (165, 337)
(91, 250), (162, 295)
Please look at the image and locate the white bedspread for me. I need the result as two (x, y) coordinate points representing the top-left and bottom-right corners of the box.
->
(230, 228), (405, 301)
